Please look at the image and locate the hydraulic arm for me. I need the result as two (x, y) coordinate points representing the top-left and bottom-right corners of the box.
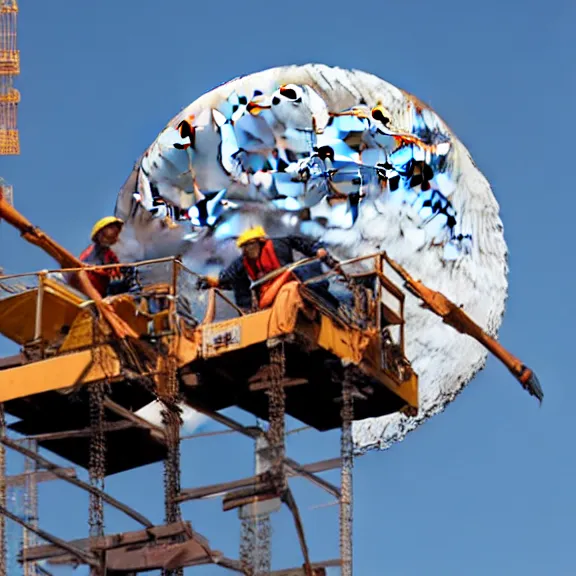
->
(0, 186), (137, 339)
(252, 251), (542, 402)
(383, 257), (543, 402)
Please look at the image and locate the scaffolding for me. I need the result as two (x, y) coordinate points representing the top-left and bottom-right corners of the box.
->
(0, 187), (542, 572)
(0, 252), (420, 574)
(0, 0), (19, 156)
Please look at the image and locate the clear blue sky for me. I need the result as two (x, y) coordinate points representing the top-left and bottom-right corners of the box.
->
(1, 0), (575, 574)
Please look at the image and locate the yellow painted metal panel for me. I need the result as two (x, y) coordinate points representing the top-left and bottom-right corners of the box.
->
(359, 340), (419, 408)
(201, 310), (273, 358)
(0, 279), (85, 345)
(174, 329), (201, 366)
(0, 346), (121, 403)
(398, 372), (419, 407)
(43, 278), (84, 306)
(58, 309), (95, 352)
(41, 291), (83, 341)
(315, 315), (370, 365)
(58, 296), (153, 353)
(0, 289), (37, 344)
(110, 295), (153, 335)
(314, 315), (419, 408)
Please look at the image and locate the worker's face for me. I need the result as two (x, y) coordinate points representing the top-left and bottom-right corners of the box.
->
(97, 224), (122, 247)
(242, 240), (262, 260)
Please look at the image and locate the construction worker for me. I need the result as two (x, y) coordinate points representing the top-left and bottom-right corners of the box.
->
(78, 217), (136, 297)
(196, 226), (339, 311)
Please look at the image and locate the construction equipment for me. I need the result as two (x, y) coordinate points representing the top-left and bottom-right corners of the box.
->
(0, 186), (138, 340)
(0, 198), (541, 574)
(0, 0), (19, 156)
(254, 253), (543, 403)
(382, 258), (543, 402)
(0, 3), (19, 569)
(0, 202), (421, 574)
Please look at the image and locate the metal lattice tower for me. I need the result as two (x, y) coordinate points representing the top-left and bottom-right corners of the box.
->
(3, 439), (40, 576)
(0, 0), (19, 156)
(0, 2), (19, 563)
(22, 439), (39, 576)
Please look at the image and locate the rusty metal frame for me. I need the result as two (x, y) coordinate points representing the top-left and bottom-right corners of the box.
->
(0, 504), (98, 567)
(0, 437), (153, 527)
(6, 468), (76, 487)
(183, 404), (342, 499)
(102, 396), (166, 443)
(0, 367), (352, 574)
(23, 521), (194, 563)
(19, 420), (135, 442)
(176, 458), (341, 503)
(269, 559), (341, 575)
(0, 252), (404, 575)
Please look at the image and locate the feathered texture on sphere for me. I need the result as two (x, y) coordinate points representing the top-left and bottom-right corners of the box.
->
(114, 64), (508, 452)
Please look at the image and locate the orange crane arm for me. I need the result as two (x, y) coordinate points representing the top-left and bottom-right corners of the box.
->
(0, 186), (137, 340)
(382, 256), (543, 402)
(0, 190), (82, 269)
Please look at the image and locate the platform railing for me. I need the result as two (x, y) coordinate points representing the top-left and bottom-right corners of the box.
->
(0, 272), (38, 298)
(246, 250), (410, 382)
(248, 251), (405, 332)
(0, 251), (408, 363)
(0, 256), (246, 350)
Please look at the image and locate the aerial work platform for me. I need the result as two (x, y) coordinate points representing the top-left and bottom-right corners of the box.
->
(180, 282), (414, 431)
(0, 190), (543, 575)
(0, 253), (418, 474)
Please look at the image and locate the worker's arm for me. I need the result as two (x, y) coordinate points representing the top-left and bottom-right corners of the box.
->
(196, 257), (243, 290)
(284, 235), (336, 267)
(218, 258), (246, 289)
(284, 235), (325, 258)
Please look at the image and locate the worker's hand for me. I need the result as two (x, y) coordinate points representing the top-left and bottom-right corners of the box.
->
(318, 249), (339, 269)
(196, 276), (218, 290)
(196, 277), (211, 290)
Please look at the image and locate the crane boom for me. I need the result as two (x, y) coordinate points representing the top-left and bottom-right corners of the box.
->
(382, 257), (543, 402)
(0, 185), (541, 401)
(0, 186), (137, 339)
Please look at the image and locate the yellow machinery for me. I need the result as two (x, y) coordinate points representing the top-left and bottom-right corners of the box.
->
(0, 7), (540, 573)
(0, 178), (543, 473)
(0, 252), (419, 473)
(0, 188), (542, 574)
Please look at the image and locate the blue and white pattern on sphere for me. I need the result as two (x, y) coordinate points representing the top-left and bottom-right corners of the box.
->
(114, 64), (508, 451)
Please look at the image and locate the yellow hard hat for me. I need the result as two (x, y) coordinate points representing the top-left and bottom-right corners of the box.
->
(91, 216), (124, 241)
(236, 225), (267, 248)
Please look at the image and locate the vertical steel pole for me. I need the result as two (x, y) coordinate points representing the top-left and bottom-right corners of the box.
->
(340, 373), (354, 576)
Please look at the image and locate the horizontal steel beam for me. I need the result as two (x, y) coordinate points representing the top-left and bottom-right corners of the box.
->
(177, 458), (341, 503)
(25, 521), (192, 563)
(1, 436), (153, 528)
(20, 420), (133, 442)
(184, 403), (341, 497)
(270, 558), (341, 575)
(6, 467), (76, 488)
(102, 396), (166, 442)
(0, 505), (97, 567)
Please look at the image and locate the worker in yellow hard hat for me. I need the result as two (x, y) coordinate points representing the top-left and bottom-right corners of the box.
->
(77, 216), (136, 297)
(196, 225), (339, 311)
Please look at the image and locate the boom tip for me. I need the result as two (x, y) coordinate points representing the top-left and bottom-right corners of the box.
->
(519, 366), (544, 403)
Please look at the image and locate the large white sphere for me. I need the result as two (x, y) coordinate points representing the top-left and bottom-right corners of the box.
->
(114, 64), (508, 451)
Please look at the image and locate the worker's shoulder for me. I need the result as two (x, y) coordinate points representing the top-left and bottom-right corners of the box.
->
(221, 255), (245, 274)
(79, 243), (96, 261)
